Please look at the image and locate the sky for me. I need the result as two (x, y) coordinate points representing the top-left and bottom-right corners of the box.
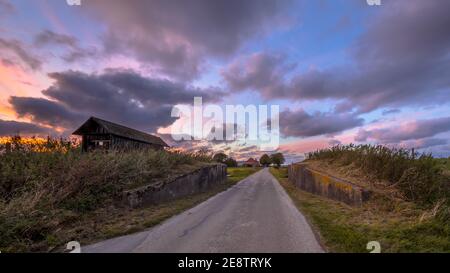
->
(1, 0), (450, 162)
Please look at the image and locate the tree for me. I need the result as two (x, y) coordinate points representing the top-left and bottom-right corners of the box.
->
(259, 154), (271, 167)
(224, 157), (238, 167)
(270, 153), (285, 167)
(213, 152), (228, 163)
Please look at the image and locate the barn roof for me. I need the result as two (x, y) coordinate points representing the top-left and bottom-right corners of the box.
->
(73, 117), (168, 147)
(246, 158), (258, 163)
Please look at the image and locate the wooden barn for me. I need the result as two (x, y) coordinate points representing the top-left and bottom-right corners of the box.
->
(73, 117), (168, 152)
(243, 158), (260, 168)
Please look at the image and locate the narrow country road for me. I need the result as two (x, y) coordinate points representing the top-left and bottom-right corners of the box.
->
(83, 168), (324, 253)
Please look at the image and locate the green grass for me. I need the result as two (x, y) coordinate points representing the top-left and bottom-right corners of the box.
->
(270, 167), (450, 253)
(227, 167), (262, 183)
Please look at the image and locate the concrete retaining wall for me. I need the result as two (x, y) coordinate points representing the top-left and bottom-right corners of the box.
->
(122, 164), (227, 208)
(288, 163), (370, 206)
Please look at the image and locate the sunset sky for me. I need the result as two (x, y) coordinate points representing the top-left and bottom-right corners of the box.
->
(1, 0), (450, 162)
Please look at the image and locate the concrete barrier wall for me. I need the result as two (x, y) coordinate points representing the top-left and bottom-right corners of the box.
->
(122, 164), (227, 208)
(288, 163), (370, 206)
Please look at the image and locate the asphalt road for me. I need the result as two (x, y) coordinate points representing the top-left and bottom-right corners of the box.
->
(83, 168), (324, 253)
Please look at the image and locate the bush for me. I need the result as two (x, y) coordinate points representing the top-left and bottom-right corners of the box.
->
(224, 158), (238, 167)
(0, 136), (213, 251)
(259, 154), (271, 167)
(307, 144), (449, 207)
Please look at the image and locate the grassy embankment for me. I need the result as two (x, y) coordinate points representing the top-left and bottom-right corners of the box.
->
(0, 137), (258, 252)
(271, 144), (449, 253)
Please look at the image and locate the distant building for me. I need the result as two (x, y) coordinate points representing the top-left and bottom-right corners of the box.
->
(243, 158), (260, 168)
(73, 117), (168, 152)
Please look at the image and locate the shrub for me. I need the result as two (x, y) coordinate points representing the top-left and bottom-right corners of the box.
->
(307, 144), (449, 207)
(224, 157), (238, 167)
(0, 136), (213, 251)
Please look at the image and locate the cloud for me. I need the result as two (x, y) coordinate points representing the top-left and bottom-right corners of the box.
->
(83, 0), (292, 80)
(223, 0), (450, 113)
(0, 119), (54, 136)
(328, 139), (342, 146)
(34, 30), (78, 48)
(9, 96), (85, 129)
(34, 30), (98, 63)
(280, 109), (363, 137)
(0, 57), (15, 67)
(221, 52), (294, 97)
(399, 138), (448, 150)
(382, 109), (401, 116)
(355, 117), (450, 143)
(0, 0), (14, 16)
(279, 138), (330, 154)
(0, 38), (42, 70)
(8, 69), (223, 134)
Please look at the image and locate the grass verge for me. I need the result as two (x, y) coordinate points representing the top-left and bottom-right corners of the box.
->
(0, 161), (259, 252)
(270, 167), (450, 253)
(227, 167), (262, 183)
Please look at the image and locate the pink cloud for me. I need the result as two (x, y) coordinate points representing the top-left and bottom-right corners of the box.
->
(279, 138), (330, 154)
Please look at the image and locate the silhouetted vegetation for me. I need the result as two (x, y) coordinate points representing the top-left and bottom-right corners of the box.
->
(259, 154), (271, 167)
(270, 153), (285, 167)
(212, 152), (227, 163)
(212, 152), (238, 167)
(224, 157), (238, 167)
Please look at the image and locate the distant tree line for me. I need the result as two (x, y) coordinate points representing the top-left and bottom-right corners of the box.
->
(260, 153), (285, 167)
(212, 152), (285, 168)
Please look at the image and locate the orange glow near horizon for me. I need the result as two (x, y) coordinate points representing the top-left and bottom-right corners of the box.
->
(0, 61), (53, 121)
(0, 136), (47, 145)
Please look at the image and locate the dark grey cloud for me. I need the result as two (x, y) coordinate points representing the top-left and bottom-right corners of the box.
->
(0, 119), (54, 136)
(34, 30), (78, 48)
(0, 38), (41, 70)
(34, 30), (97, 63)
(97, 69), (223, 105)
(221, 52), (294, 97)
(355, 117), (450, 143)
(280, 109), (363, 137)
(223, 0), (450, 113)
(9, 96), (85, 129)
(8, 69), (223, 134)
(83, 0), (293, 80)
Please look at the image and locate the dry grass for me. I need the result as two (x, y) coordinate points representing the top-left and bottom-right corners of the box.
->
(307, 144), (449, 216)
(270, 167), (450, 253)
(0, 137), (218, 252)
